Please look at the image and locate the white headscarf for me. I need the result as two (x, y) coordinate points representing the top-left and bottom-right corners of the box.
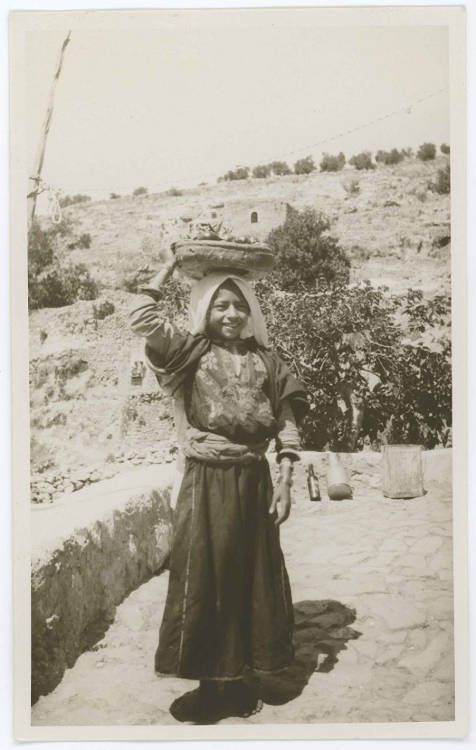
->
(188, 273), (269, 348)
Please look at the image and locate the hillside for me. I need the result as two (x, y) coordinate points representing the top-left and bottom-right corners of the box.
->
(58, 155), (450, 295)
(29, 156), (451, 501)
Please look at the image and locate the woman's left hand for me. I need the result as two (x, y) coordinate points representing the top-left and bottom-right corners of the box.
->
(269, 481), (291, 526)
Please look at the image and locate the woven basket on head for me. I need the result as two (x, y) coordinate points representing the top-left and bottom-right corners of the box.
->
(173, 240), (275, 280)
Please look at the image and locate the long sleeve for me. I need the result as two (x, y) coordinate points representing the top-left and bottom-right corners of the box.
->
(275, 398), (301, 463)
(129, 296), (189, 367)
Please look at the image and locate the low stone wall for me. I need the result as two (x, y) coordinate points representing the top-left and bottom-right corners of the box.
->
(31, 465), (175, 704)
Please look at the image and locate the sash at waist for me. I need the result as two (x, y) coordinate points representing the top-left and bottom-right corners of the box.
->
(181, 426), (270, 464)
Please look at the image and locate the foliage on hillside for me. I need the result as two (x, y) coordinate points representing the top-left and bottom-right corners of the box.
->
(294, 155), (316, 175)
(28, 221), (99, 310)
(375, 148), (405, 166)
(58, 194), (91, 208)
(255, 279), (452, 451)
(216, 144), (449, 182)
(432, 163), (450, 195)
(349, 151), (375, 170)
(320, 152), (346, 172)
(417, 143), (436, 161)
(267, 207), (351, 292)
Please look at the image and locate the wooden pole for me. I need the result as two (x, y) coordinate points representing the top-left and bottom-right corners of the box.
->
(27, 30), (71, 227)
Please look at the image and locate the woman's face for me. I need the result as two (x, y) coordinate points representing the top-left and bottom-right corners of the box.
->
(207, 285), (250, 341)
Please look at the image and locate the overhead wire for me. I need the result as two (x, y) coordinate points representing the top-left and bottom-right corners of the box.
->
(38, 86), (448, 199)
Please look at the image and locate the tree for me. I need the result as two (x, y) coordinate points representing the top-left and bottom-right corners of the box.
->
(133, 186), (148, 196)
(375, 148), (404, 165)
(270, 161), (291, 176)
(417, 143), (436, 161)
(320, 152), (346, 172)
(433, 164), (450, 194)
(266, 207), (350, 292)
(349, 151), (375, 170)
(294, 155), (316, 175)
(252, 164), (271, 178)
(255, 281), (452, 451)
(222, 167), (250, 181)
(58, 194), (91, 208)
(28, 220), (98, 310)
(440, 143), (450, 155)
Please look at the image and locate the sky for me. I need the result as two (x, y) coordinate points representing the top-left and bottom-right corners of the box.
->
(25, 11), (449, 202)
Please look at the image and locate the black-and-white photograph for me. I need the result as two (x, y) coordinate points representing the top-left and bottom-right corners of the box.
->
(10, 5), (468, 741)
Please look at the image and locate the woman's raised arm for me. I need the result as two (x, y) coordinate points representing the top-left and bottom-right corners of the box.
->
(129, 260), (188, 364)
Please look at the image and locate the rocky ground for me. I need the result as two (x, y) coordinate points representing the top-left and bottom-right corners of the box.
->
(32, 452), (454, 726)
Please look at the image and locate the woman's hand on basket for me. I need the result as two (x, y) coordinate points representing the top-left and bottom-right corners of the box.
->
(269, 480), (291, 526)
(139, 253), (177, 296)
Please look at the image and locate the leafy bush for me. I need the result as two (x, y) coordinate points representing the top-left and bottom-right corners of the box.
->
(58, 194), (91, 208)
(252, 164), (272, 178)
(432, 163), (451, 195)
(341, 175), (360, 196)
(79, 233), (92, 249)
(319, 152), (345, 172)
(48, 216), (75, 238)
(440, 143), (450, 155)
(166, 187), (183, 197)
(255, 281), (452, 450)
(375, 148), (404, 165)
(110, 192), (121, 199)
(221, 167), (250, 181)
(266, 207), (350, 292)
(67, 232), (92, 250)
(294, 156), (316, 175)
(270, 161), (291, 176)
(28, 221), (98, 310)
(417, 142), (436, 161)
(93, 299), (115, 320)
(349, 151), (374, 170)
(29, 264), (99, 309)
(28, 220), (55, 274)
(133, 186), (148, 196)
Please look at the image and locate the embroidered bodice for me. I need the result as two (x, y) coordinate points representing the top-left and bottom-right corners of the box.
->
(187, 343), (277, 443)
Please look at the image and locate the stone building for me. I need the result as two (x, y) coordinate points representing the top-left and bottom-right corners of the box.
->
(205, 199), (290, 241)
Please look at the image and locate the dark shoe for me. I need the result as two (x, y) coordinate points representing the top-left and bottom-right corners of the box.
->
(222, 680), (263, 718)
(169, 683), (222, 724)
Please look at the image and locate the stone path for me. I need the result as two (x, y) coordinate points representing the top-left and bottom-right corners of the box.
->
(32, 456), (454, 726)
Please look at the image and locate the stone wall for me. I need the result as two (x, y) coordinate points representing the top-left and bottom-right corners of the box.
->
(31, 465), (175, 704)
(221, 199), (289, 240)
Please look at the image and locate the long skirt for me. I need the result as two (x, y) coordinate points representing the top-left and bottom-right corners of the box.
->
(155, 457), (294, 680)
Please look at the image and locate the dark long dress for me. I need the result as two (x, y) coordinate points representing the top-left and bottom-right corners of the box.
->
(129, 301), (308, 681)
(155, 343), (296, 680)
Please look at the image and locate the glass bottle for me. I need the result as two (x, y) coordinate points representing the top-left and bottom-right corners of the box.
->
(307, 464), (321, 502)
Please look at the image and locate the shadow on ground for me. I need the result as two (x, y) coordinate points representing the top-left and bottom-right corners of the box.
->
(256, 599), (360, 706)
